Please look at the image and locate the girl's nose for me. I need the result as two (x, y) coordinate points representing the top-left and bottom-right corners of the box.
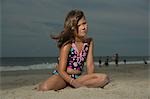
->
(83, 25), (88, 30)
(82, 26), (85, 30)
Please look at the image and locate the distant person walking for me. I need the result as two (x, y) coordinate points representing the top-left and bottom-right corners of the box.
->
(114, 53), (119, 66)
(104, 56), (109, 66)
(123, 59), (126, 64)
(98, 57), (102, 67)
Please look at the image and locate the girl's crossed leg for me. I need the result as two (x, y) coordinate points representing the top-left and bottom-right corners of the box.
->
(76, 73), (109, 88)
(37, 75), (67, 91)
(37, 73), (109, 91)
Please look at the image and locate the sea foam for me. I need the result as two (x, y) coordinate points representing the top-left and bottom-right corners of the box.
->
(0, 60), (149, 72)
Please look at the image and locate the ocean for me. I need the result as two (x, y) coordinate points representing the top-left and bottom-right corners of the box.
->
(0, 56), (149, 71)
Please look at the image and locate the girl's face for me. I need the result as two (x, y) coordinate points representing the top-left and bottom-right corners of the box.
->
(75, 17), (88, 38)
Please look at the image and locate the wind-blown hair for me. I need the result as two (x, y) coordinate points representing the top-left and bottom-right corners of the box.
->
(51, 9), (85, 48)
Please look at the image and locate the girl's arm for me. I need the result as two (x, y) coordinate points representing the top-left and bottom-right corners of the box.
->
(58, 43), (85, 88)
(86, 40), (95, 74)
(58, 44), (73, 84)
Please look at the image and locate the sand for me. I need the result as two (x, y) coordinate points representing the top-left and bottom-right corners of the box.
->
(0, 64), (149, 99)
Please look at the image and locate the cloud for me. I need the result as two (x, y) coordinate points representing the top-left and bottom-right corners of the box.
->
(2, 0), (148, 57)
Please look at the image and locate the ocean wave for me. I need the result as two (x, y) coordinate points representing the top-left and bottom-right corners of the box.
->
(0, 63), (57, 72)
(0, 60), (149, 72)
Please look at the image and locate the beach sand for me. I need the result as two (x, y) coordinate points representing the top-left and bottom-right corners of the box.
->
(0, 64), (149, 99)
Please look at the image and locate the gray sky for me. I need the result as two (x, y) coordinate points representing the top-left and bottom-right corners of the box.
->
(1, 0), (149, 57)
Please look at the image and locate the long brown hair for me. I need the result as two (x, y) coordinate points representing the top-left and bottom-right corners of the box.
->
(51, 9), (85, 48)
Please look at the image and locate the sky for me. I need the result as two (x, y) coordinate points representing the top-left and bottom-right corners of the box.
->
(1, 0), (149, 57)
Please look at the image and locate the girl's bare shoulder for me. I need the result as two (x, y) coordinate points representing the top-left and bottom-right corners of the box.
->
(60, 43), (72, 52)
(84, 37), (93, 44)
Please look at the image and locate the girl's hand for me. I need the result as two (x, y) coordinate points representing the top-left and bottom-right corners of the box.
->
(70, 79), (83, 88)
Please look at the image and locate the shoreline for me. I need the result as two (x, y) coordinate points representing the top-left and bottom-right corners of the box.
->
(0, 64), (149, 99)
(0, 60), (149, 72)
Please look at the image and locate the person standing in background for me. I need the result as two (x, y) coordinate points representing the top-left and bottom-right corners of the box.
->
(98, 57), (102, 67)
(104, 56), (109, 66)
(123, 59), (126, 64)
(115, 53), (119, 66)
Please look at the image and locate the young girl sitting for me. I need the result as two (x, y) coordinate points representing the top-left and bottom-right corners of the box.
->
(37, 9), (110, 91)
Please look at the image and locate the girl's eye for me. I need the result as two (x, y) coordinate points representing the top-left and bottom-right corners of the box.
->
(78, 24), (81, 27)
(78, 22), (87, 27)
(82, 22), (86, 25)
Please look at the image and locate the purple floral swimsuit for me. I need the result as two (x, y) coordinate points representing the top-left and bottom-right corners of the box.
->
(52, 42), (89, 79)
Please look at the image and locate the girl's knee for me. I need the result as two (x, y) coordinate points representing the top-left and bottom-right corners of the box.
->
(102, 74), (110, 85)
(98, 74), (110, 83)
(38, 83), (50, 91)
(96, 74), (110, 88)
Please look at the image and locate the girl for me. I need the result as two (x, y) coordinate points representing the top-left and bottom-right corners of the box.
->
(37, 9), (109, 91)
